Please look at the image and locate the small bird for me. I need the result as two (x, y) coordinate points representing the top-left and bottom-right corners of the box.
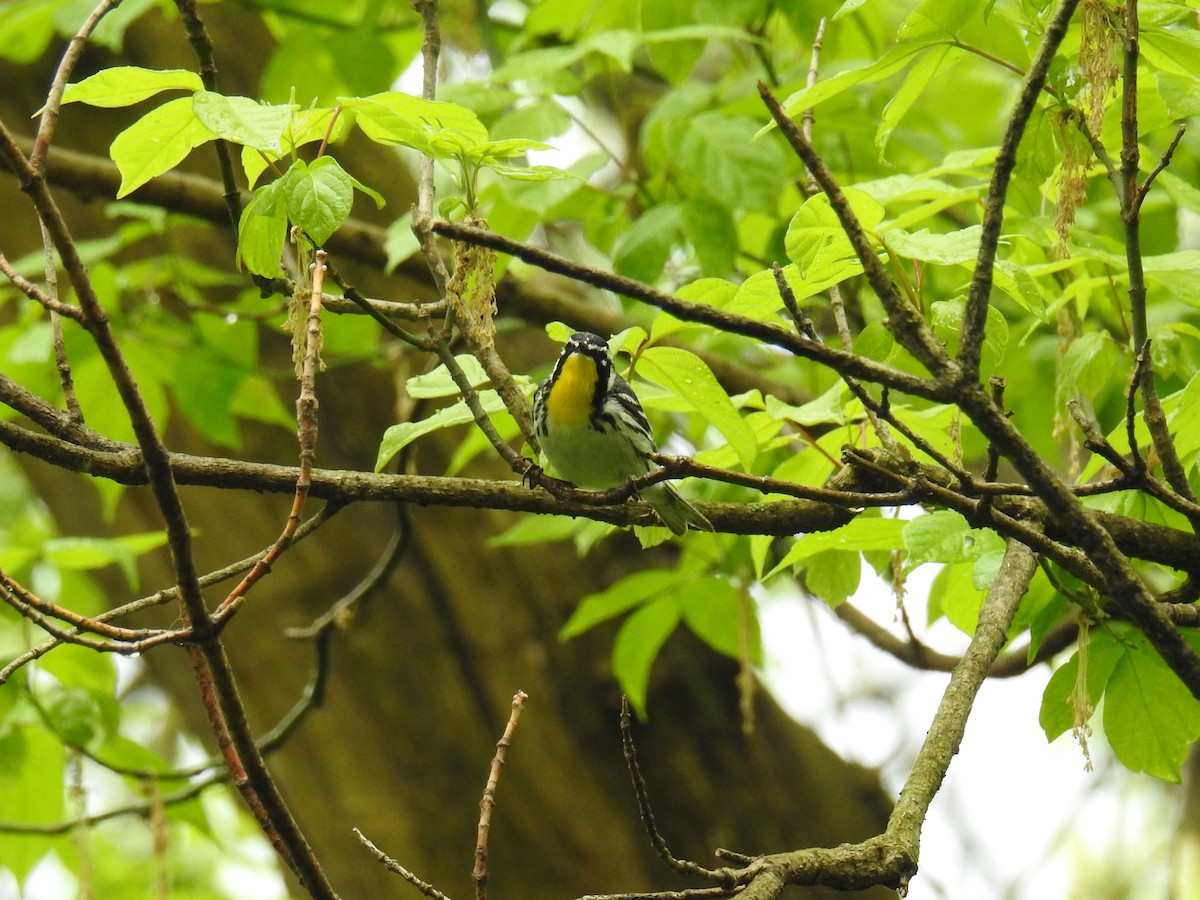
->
(532, 331), (713, 535)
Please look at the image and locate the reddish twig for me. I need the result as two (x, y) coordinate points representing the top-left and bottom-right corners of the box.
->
(213, 250), (328, 623)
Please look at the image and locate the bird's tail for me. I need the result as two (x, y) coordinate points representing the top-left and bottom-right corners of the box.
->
(644, 483), (714, 535)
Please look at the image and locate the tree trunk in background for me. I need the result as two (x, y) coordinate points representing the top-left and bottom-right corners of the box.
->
(1, 6), (894, 898)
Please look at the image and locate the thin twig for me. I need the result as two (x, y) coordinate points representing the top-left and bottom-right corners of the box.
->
(173, 0), (244, 230)
(1135, 123), (1187, 212)
(620, 697), (740, 886)
(958, 0), (1083, 378)
(799, 17), (827, 199)
(0, 250), (82, 320)
(410, 0), (450, 294)
(286, 518), (408, 640)
(213, 251), (328, 622)
(474, 690), (529, 900)
(757, 84), (951, 377)
(31, 0), (121, 169)
(355, 828), (457, 900)
(430, 219), (949, 403)
(0, 506), (339, 683)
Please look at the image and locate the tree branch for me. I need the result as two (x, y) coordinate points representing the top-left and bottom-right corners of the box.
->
(958, 0), (1082, 379)
(430, 219), (949, 403)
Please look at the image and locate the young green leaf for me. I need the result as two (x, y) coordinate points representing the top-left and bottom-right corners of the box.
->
(191, 91), (292, 154)
(406, 354), (490, 398)
(903, 510), (1005, 567)
(613, 597), (680, 718)
(876, 45), (960, 160)
(235, 180), (288, 278)
(637, 346), (757, 470)
(61, 66), (201, 108)
(767, 517), (907, 579)
(772, 40), (935, 129)
(283, 157), (354, 245)
(110, 97), (216, 197)
(375, 391), (507, 471)
(805, 548), (863, 606)
(560, 569), (685, 639)
(1104, 627), (1200, 781)
(680, 576), (756, 661)
(343, 92), (488, 157)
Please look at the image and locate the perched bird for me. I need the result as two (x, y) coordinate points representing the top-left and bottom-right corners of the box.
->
(532, 331), (713, 535)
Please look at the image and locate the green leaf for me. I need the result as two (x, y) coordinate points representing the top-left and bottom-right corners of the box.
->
(385, 212), (420, 273)
(680, 577), (756, 661)
(992, 260), (1047, 317)
(42, 536), (136, 587)
(44, 686), (108, 747)
(560, 570), (685, 639)
(898, 0), (977, 39)
(171, 350), (244, 448)
(613, 597), (680, 718)
(0, 0), (62, 65)
(805, 548), (862, 606)
(0, 726), (64, 880)
(1039, 628), (1125, 741)
(236, 179), (288, 278)
(903, 510), (1005, 567)
(39, 641), (117, 694)
(1054, 331), (1111, 413)
(1104, 627), (1200, 781)
(637, 346), (756, 470)
(191, 91), (292, 153)
(110, 97), (216, 197)
(682, 198), (737, 276)
(1155, 71), (1200, 120)
(927, 561), (985, 633)
(884, 225), (982, 265)
(61, 66), (202, 108)
(768, 517), (907, 578)
(876, 44), (959, 160)
(375, 391), (507, 471)
(674, 113), (790, 213)
(930, 298), (1008, 367)
(612, 204), (683, 283)
(785, 189), (883, 283)
(343, 92), (488, 157)
(774, 41), (936, 127)
(283, 157), (353, 245)
(406, 355), (490, 398)
(488, 515), (580, 547)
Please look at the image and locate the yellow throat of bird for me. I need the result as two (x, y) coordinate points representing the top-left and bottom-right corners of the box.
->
(545, 353), (598, 428)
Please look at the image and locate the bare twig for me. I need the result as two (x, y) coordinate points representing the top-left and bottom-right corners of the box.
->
(173, 0), (244, 230)
(958, 0), (1083, 378)
(355, 828), (456, 900)
(214, 251), (329, 622)
(757, 84), (951, 377)
(410, 0), (450, 294)
(431, 219), (948, 403)
(1135, 123), (1187, 212)
(31, 0), (121, 169)
(474, 691), (529, 900)
(0, 250), (82, 320)
(799, 17), (828, 199)
(0, 506), (339, 683)
(620, 697), (740, 886)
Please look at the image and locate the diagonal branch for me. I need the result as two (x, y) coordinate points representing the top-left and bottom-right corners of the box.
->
(958, 0), (1083, 379)
(757, 83), (951, 378)
(430, 220), (949, 403)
